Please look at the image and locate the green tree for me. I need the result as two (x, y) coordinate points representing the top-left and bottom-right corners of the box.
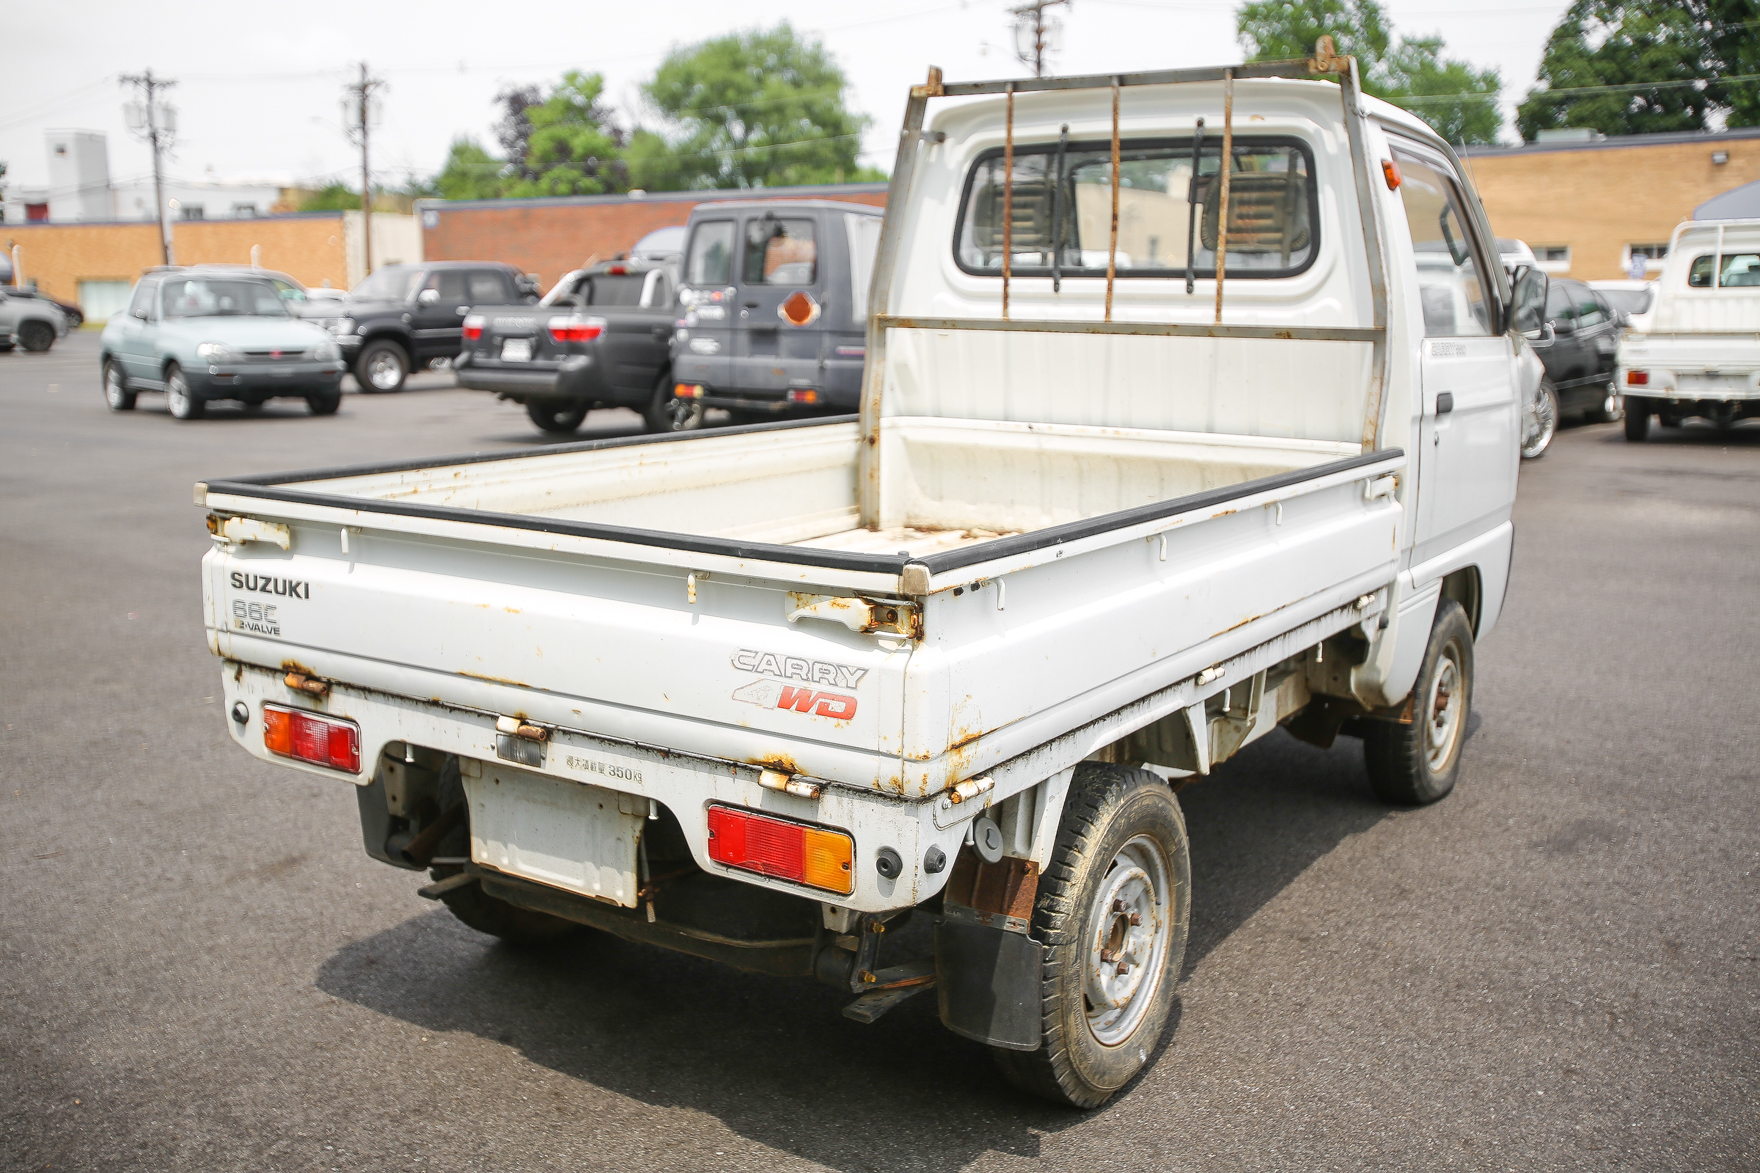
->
(1517, 1), (1714, 139)
(1704, 0), (1760, 127)
(634, 23), (880, 190)
(499, 71), (629, 197)
(432, 138), (505, 201)
(298, 182), (362, 212)
(1237, 0), (1502, 144)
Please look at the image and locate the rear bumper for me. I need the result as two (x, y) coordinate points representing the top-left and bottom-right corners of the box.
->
(188, 363), (345, 399)
(456, 352), (641, 406)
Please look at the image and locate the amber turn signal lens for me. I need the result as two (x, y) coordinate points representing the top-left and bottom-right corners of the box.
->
(706, 804), (854, 895)
(780, 290), (819, 326)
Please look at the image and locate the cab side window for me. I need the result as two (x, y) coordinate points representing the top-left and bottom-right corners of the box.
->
(686, 221), (735, 286)
(467, 270), (510, 303)
(1392, 148), (1493, 337)
(128, 280), (157, 319)
(744, 217), (817, 285)
(1573, 290), (1607, 329)
(424, 270), (469, 305)
(1544, 285), (1578, 331)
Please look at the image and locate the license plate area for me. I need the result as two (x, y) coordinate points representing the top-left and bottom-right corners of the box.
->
(500, 337), (533, 362)
(463, 762), (646, 907)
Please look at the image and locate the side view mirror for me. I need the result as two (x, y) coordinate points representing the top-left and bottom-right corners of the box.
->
(417, 288), (441, 306)
(1510, 265), (1549, 339)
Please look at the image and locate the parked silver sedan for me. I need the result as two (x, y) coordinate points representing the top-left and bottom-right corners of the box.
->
(0, 287), (69, 353)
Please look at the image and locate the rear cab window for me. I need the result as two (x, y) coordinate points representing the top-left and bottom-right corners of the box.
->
(1690, 253), (1760, 288)
(954, 136), (1317, 278)
(744, 217), (817, 285)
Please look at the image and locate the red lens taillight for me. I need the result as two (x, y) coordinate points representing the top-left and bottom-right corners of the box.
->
(462, 313), (486, 341)
(548, 314), (606, 343)
(706, 805), (854, 894)
(262, 704), (360, 772)
(1626, 370), (1649, 385)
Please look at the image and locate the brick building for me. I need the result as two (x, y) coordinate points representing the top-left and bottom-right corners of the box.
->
(416, 183), (889, 291)
(1461, 127), (1760, 281)
(4, 211), (420, 320)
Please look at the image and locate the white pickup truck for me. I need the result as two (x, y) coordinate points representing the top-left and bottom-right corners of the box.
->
(1618, 218), (1760, 440)
(198, 46), (1541, 1108)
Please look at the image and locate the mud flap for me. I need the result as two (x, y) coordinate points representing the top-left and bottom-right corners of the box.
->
(934, 917), (1045, 1051)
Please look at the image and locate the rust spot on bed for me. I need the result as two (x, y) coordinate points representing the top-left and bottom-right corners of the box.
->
(458, 670), (532, 688)
(746, 754), (801, 776)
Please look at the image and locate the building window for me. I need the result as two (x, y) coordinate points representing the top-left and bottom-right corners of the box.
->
(231, 203), (258, 218)
(26, 203), (49, 222)
(180, 205), (205, 220)
(1540, 246), (1570, 262)
(1626, 243), (1667, 277)
(1534, 245), (1570, 275)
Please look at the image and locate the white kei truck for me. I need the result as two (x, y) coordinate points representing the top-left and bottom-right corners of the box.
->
(1617, 218), (1760, 441)
(198, 45), (1545, 1108)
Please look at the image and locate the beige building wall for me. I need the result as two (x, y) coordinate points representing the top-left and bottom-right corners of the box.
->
(1463, 133), (1760, 281)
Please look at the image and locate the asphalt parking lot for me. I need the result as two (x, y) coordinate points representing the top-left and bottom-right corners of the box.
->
(3, 331), (1756, 1172)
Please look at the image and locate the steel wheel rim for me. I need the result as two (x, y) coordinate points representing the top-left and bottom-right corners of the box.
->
(666, 396), (704, 430)
(166, 373), (190, 415)
(1083, 833), (1172, 1047)
(1424, 644), (1464, 773)
(105, 366), (126, 408)
(367, 351), (404, 390)
(1521, 384), (1556, 457)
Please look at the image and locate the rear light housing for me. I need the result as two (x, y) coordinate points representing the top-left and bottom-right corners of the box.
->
(676, 383), (704, 398)
(1626, 370), (1649, 385)
(462, 314), (486, 341)
(262, 704), (361, 773)
(548, 314), (606, 343)
(706, 804), (854, 895)
(786, 388), (819, 404)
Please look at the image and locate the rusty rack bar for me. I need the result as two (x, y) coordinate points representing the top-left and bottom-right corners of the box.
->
(856, 41), (1390, 528)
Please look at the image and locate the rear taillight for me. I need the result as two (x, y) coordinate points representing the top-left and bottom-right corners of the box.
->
(706, 804), (853, 894)
(262, 704), (361, 772)
(1626, 370), (1649, 385)
(548, 314), (607, 343)
(676, 383), (704, 398)
(462, 314), (486, 341)
(787, 388), (819, 404)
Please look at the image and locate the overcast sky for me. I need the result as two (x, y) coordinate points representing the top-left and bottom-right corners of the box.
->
(5, 0), (1574, 195)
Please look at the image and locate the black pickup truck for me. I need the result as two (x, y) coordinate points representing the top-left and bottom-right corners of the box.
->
(455, 257), (682, 434)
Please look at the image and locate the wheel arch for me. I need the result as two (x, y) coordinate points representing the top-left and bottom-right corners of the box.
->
(1440, 565), (1482, 636)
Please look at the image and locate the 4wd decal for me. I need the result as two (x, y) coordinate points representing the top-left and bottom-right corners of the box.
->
(729, 649), (865, 719)
(731, 679), (858, 719)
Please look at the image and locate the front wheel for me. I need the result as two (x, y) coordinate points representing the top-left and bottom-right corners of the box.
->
(164, 365), (205, 420)
(1520, 379), (1558, 459)
(643, 371), (703, 433)
(991, 763), (1191, 1109)
(526, 400), (589, 435)
(103, 360), (137, 412)
(356, 340), (409, 393)
(1624, 396), (1651, 441)
(1362, 598), (1474, 805)
(306, 388), (342, 416)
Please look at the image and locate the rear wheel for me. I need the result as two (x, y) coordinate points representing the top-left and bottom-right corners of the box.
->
(1362, 599), (1474, 805)
(164, 365), (205, 420)
(102, 360), (137, 412)
(991, 763), (1190, 1109)
(643, 370), (703, 433)
(18, 321), (54, 353)
(356, 339), (409, 393)
(433, 867), (583, 946)
(1520, 379), (1558, 459)
(1624, 397), (1651, 441)
(526, 400), (589, 434)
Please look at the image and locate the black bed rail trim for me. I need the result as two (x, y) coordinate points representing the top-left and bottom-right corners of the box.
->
(203, 427), (1401, 579)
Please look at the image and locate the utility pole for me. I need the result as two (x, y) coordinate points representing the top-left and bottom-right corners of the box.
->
(120, 70), (177, 265)
(1010, 0), (1070, 78)
(342, 62), (386, 275)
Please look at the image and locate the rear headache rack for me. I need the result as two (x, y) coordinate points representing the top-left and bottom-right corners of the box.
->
(857, 38), (1395, 527)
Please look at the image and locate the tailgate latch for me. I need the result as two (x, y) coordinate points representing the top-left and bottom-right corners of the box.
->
(786, 593), (920, 638)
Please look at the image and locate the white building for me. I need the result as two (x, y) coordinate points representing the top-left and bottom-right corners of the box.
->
(2, 130), (285, 224)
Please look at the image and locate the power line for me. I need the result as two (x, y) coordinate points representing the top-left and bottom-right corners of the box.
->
(118, 70), (176, 265)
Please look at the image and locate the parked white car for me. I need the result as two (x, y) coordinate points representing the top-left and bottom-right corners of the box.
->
(1618, 219), (1760, 439)
(0, 286), (69, 352)
(196, 48), (1540, 1108)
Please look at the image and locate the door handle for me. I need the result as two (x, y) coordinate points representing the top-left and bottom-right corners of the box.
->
(1436, 391), (1454, 414)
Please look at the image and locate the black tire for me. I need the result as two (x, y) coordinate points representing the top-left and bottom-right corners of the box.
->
(526, 400), (589, 434)
(164, 364), (205, 420)
(991, 763), (1191, 1109)
(432, 867), (583, 946)
(643, 370), (704, 433)
(1624, 397), (1651, 441)
(356, 339), (410, 393)
(1362, 599), (1474, 806)
(1520, 379), (1558, 459)
(102, 359), (137, 412)
(17, 321), (54, 353)
(306, 388), (342, 416)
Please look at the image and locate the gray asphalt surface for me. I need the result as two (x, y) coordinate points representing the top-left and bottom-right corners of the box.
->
(3, 332), (1756, 1172)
